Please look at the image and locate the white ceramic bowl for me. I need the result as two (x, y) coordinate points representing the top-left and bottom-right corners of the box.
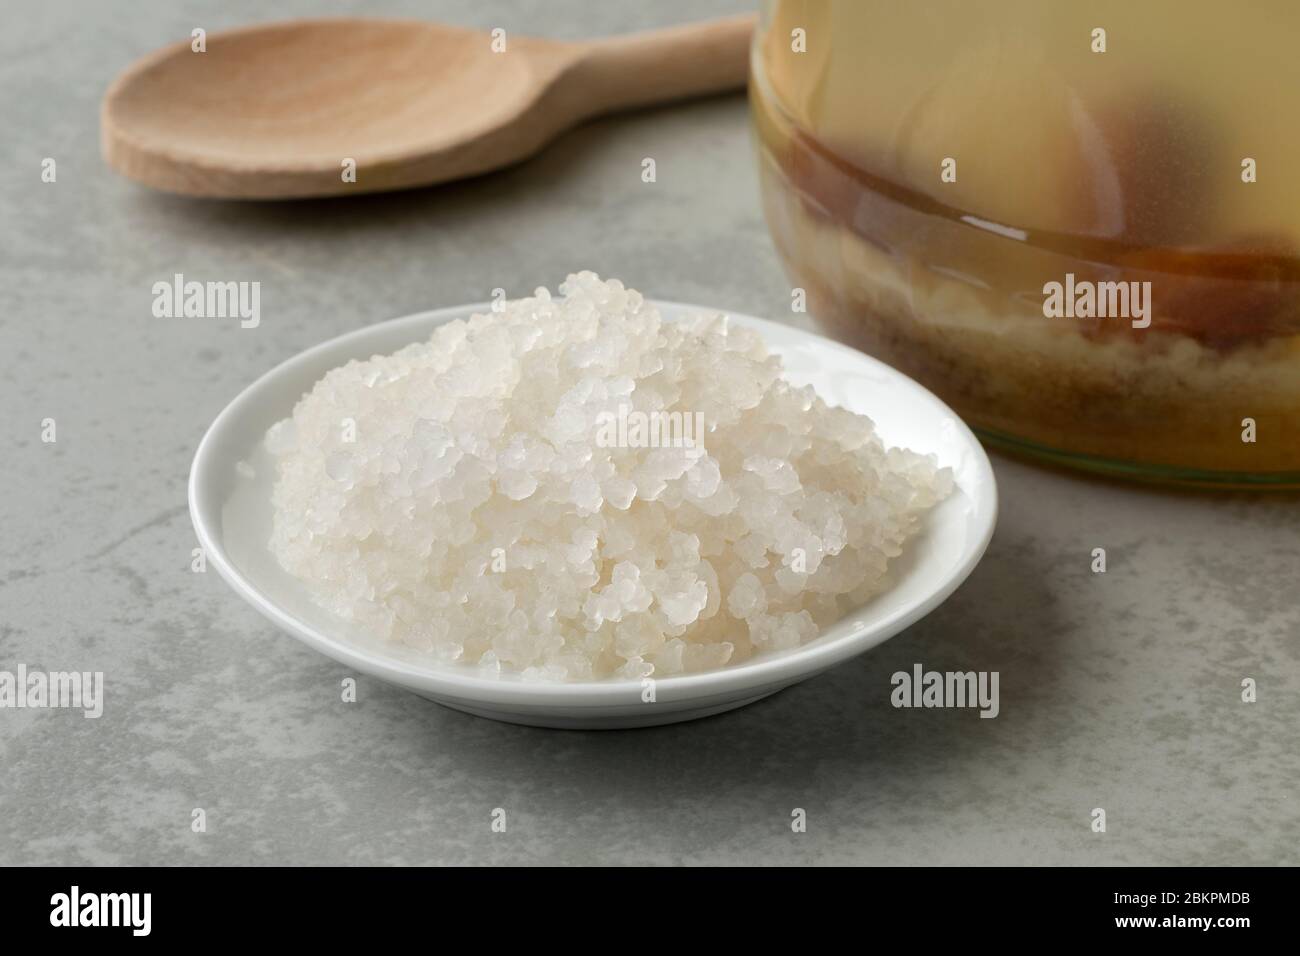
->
(189, 301), (997, 728)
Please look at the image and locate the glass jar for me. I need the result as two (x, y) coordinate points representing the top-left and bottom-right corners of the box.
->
(751, 0), (1300, 487)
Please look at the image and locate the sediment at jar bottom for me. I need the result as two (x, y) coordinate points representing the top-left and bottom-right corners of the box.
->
(757, 148), (1300, 480)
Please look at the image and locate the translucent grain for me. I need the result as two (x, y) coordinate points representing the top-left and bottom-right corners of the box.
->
(265, 273), (951, 680)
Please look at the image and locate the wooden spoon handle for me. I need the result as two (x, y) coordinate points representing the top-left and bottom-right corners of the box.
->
(566, 13), (757, 117)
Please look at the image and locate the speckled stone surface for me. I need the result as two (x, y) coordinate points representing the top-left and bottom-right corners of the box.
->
(2, 0), (1297, 866)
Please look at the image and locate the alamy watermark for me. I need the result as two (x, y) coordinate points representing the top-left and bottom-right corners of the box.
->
(0, 665), (103, 718)
(1043, 273), (1151, 329)
(152, 272), (260, 328)
(50, 886), (150, 936)
(595, 404), (705, 452)
(891, 663), (999, 718)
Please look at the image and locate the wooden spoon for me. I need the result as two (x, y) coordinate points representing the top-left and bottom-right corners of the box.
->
(101, 14), (756, 200)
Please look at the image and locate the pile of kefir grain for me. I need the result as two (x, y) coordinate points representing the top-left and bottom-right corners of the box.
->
(265, 273), (950, 680)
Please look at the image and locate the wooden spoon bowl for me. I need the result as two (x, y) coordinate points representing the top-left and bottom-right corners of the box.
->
(101, 15), (755, 199)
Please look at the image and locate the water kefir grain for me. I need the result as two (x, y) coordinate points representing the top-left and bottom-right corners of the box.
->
(264, 273), (951, 680)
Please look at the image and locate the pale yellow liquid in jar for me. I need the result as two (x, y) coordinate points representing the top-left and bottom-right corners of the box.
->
(754, 0), (1300, 482)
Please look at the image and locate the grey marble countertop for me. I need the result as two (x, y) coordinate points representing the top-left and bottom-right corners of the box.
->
(2, 0), (1297, 866)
